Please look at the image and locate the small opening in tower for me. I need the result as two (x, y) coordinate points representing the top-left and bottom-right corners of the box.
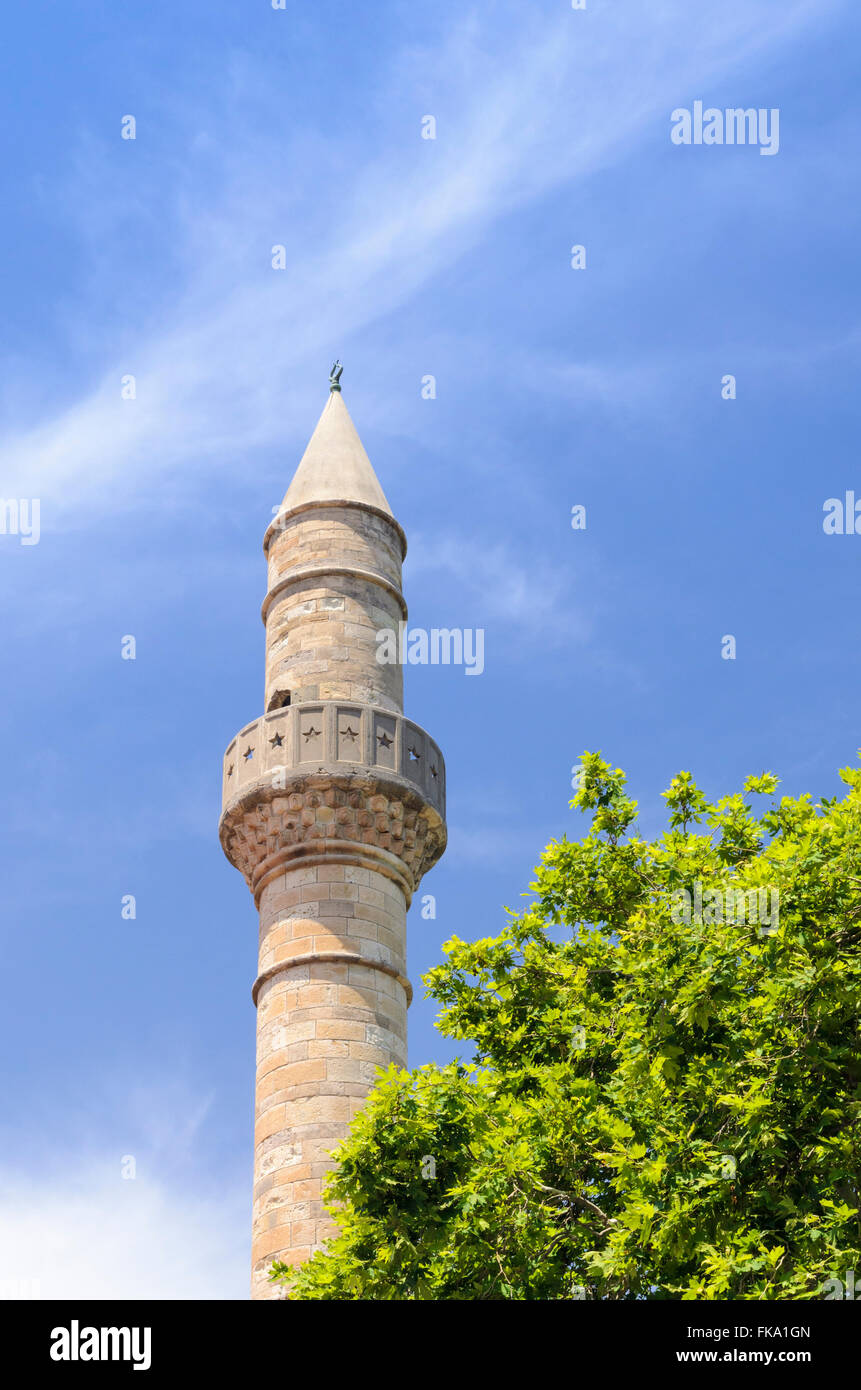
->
(267, 690), (292, 712)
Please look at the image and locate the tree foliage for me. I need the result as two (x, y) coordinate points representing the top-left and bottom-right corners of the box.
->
(273, 754), (861, 1299)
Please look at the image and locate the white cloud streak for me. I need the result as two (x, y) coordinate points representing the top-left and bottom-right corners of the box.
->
(0, 0), (835, 519)
(0, 1166), (248, 1300)
(0, 1079), (248, 1299)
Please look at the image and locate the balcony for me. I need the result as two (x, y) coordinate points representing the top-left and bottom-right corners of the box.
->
(222, 701), (446, 820)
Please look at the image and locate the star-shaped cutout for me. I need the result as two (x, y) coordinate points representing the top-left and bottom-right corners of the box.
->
(302, 726), (320, 742)
(341, 725), (358, 742)
(408, 745), (421, 761)
(269, 732), (284, 748)
(227, 764), (234, 777)
(377, 731), (393, 750)
(430, 765), (438, 779)
(243, 747), (254, 761)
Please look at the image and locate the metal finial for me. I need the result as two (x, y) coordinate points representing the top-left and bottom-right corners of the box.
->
(329, 360), (343, 392)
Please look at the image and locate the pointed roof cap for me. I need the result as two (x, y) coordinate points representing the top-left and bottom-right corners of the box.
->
(279, 391), (394, 518)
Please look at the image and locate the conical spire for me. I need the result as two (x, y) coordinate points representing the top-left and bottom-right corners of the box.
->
(280, 391), (393, 517)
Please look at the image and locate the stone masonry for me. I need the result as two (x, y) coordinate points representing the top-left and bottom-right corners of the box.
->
(219, 386), (447, 1298)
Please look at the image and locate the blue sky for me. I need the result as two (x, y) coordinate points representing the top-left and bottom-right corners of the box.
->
(1, 0), (859, 1298)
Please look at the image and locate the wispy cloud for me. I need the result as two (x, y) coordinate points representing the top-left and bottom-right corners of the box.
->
(407, 532), (582, 645)
(0, 1165), (247, 1300)
(0, 0), (834, 518)
(0, 1078), (247, 1300)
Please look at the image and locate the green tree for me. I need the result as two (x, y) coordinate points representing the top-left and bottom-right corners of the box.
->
(273, 754), (861, 1299)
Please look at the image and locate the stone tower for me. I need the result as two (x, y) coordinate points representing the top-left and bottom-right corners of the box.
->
(219, 377), (447, 1299)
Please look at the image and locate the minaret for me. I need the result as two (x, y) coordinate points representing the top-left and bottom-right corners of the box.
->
(219, 371), (447, 1299)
